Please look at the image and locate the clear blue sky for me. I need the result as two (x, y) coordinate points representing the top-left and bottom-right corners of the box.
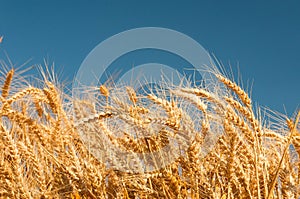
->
(0, 0), (299, 116)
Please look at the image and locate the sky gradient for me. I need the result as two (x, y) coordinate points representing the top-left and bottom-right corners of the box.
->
(0, 0), (299, 116)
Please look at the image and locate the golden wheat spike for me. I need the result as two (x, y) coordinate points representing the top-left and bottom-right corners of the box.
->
(100, 84), (109, 97)
(225, 96), (260, 133)
(2, 68), (14, 98)
(215, 74), (252, 108)
(126, 86), (137, 104)
(171, 89), (207, 113)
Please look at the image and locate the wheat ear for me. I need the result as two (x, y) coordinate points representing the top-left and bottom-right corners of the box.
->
(2, 68), (14, 98)
(126, 86), (138, 104)
(215, 74), (252, 108)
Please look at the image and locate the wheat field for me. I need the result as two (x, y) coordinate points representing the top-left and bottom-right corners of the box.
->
(0, 62), (299, 199)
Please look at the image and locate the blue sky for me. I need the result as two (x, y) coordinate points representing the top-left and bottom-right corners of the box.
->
(0, 0), (299, 116)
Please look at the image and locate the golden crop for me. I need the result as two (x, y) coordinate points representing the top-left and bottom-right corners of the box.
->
(0, 63), (299, 198)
